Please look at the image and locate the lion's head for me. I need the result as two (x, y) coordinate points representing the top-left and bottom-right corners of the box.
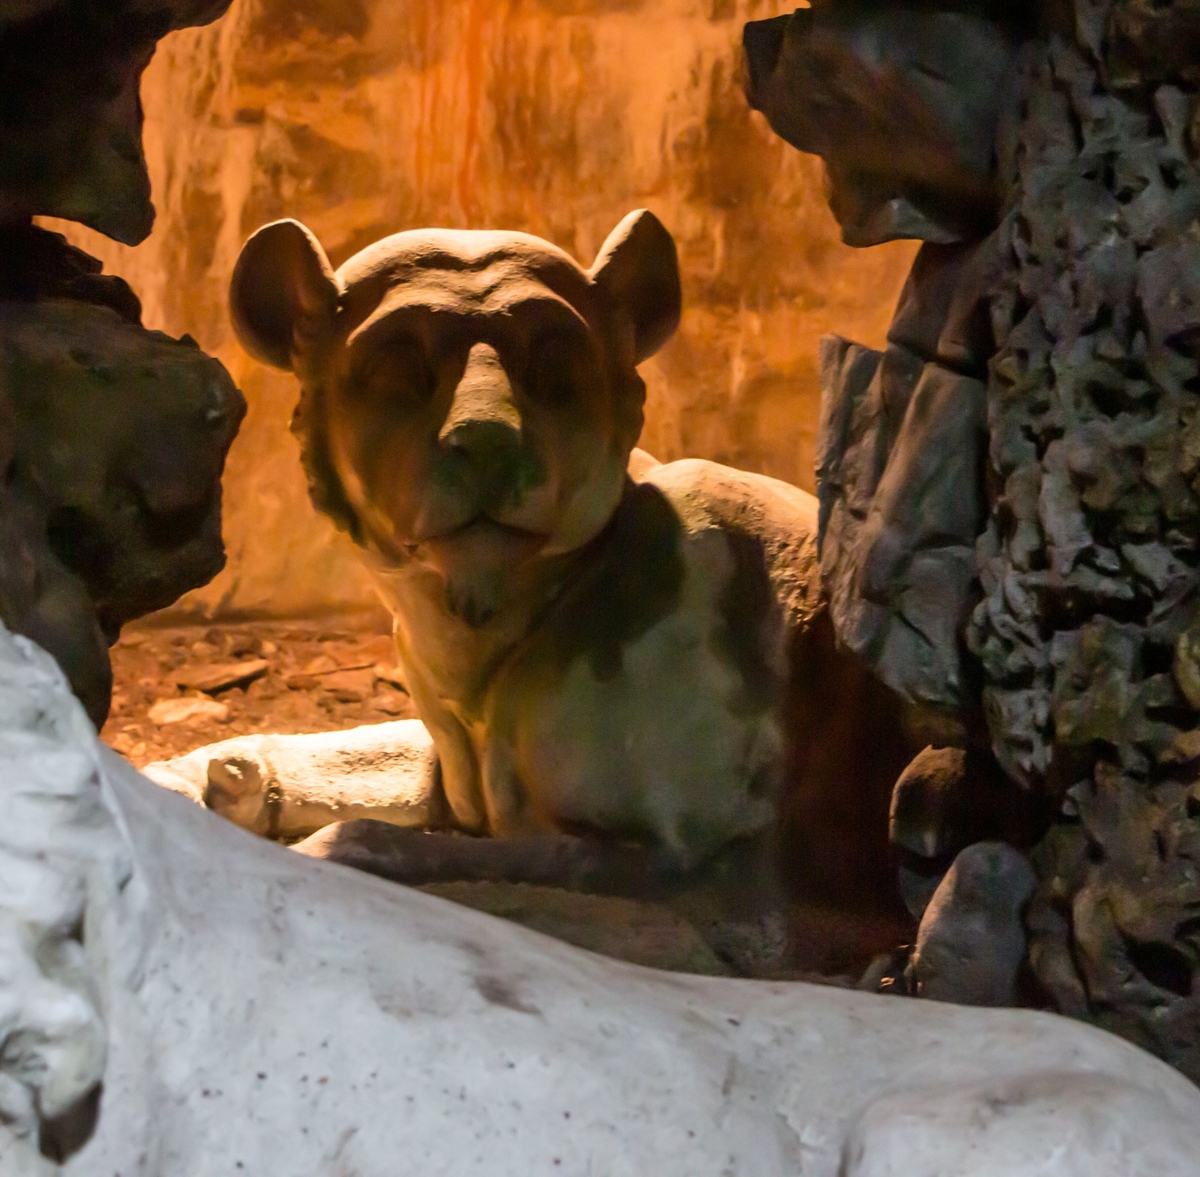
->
(229, 211), (680, 625)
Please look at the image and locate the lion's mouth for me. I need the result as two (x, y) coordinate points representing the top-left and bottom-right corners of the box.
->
(415, 516), (549, 577)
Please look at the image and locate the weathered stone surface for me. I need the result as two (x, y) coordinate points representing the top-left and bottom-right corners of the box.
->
(1, 297), (244, 640)
(889, 744), (1041, 919)
(908, 841), (1037, 1008)
(961, 15), (1200, 1081)
(816, 335), (988, 710)
(6, 622), (1200, 1175)
(743, 5), (1023, 245)
(750, 0), (1200, 1079)
(0, 226), (243, 724)
(0, 0), (234, 242)
(0, 383), (114, 727)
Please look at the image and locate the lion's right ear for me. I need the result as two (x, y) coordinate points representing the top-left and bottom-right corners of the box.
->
(229, 220), (340, 371)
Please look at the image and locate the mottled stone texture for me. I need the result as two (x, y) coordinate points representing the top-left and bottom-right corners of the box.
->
(0, 0), (244, 723)
(974, 18), (1200, 1082)
(753, 0), (1200, 1081)
(0, 228), (244, 725)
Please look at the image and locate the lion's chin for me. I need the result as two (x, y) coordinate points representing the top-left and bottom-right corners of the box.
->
(419, 519), (548, 627)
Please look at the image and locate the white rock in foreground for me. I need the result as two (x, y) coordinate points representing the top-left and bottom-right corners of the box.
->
(1, 625), (1198, 1177)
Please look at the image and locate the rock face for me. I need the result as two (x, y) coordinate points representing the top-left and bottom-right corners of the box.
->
(749, 0), (1200, 1082)
(0, 0), (245, 725)
(0, 0), (233, 243)
(0, 227), (243, 725)
(971, 17), (1200, 1081)
(45, 0), (918, 621)
(744, 4), (1026, 246)
(4, 619), (1200, 1176)
(908, 841), (1038, 1008)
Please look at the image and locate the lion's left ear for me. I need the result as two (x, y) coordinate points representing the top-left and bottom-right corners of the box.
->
(589, 210), (681, 363)
(229, 219), (340, 371)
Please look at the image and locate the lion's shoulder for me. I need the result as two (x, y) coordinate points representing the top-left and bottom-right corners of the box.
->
(640, 458), (823, 628)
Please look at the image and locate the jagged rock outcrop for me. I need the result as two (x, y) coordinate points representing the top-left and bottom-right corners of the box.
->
(744, 3), (1028, 246)
(0, 227), (244, 725)
(973, 20), (1200, 1083)
(747, 0), (1200, 1081)
(0, 0), (244, 725)
(0, 0), (233, 243)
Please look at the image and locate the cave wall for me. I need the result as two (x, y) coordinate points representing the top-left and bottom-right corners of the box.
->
(44, 0), (916, 622)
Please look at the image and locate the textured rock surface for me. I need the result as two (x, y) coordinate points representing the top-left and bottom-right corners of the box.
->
(889, 745), (1041, 919)
(816, 332), (988, 709)
(4, 620), (1200, 1176)
(45, 0), (918, 621)
(744, 5), (1025, 245)
(967, 14), (1200, 1080)
(0, 0), (234, 242)
(755, 0), (1200, 1081)
(0, 227), (244, 724)
(908, 841), (1038, 1008)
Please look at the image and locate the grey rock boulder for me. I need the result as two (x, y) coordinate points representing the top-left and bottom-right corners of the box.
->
(909, 841), (1037, 1007)
(817, 336), (988, 710)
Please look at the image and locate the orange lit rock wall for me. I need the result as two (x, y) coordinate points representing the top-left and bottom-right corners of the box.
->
(47, 0), (917, 621)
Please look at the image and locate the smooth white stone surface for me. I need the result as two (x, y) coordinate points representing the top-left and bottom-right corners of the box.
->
(3, 627), (1199, 1176)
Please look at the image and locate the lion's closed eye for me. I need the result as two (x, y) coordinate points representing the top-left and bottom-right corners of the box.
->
(526, 334), (583, 407)
(351, 335), (434, 409)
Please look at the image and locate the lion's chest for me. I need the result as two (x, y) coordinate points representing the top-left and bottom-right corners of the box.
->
(478, 526), (785, 865)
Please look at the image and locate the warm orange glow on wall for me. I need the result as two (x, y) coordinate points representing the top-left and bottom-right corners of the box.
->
(45, 0), (917, 622)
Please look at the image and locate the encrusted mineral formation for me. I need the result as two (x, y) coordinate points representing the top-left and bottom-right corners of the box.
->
(748, 0), (1200, 1081)
(0, 0), (245, 725)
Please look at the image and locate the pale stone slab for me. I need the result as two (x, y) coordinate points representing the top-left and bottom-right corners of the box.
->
(3, 625), (1199, 1175)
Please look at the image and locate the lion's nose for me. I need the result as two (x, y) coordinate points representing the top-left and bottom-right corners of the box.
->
(438, 342), (522, 464)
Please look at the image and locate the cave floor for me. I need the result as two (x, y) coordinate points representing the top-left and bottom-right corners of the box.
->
(102, 620), (417, 769)
(102, 619), (910, 981)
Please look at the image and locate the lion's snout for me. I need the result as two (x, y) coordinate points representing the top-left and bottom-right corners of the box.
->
(429, 341), (547, 528)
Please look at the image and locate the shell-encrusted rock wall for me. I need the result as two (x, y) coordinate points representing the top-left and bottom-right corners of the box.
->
(45, 0), (917, 621)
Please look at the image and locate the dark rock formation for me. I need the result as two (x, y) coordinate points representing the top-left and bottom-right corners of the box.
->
(0, 227), (244, 725)
(748, 0), (1200, 1080)
(908, 841), (1037, 1007)
(744, 4), (1026, 245)
(0, 0), (234, 244)
(972, 24), (1200, 1078)
(889, 745), (1043, 918)
(816, 332), (988, 710)
(0, 0), (243, 725)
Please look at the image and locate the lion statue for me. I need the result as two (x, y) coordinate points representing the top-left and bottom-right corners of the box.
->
(211, 210), (920, 952)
